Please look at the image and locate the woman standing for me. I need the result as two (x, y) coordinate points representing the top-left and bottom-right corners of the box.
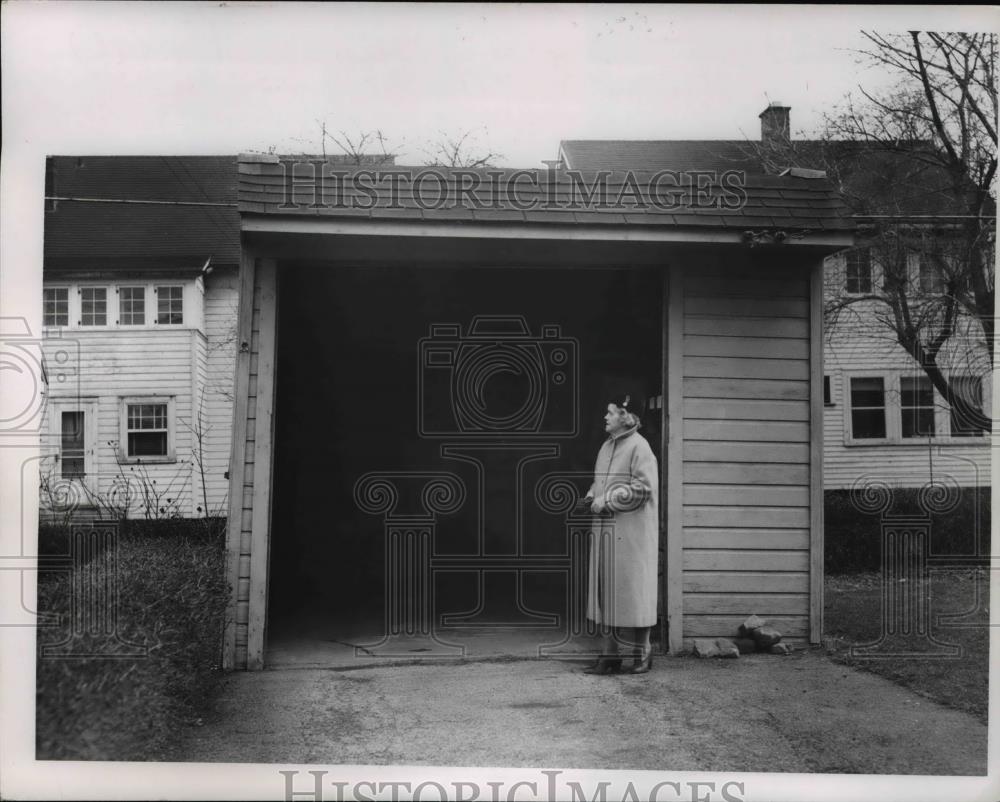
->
(583, 392), (659, 675)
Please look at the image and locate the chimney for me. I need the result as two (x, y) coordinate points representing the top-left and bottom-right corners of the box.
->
(759, 102), (791, 150)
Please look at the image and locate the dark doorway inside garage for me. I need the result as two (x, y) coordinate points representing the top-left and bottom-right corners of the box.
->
(268, 263), (662, 663)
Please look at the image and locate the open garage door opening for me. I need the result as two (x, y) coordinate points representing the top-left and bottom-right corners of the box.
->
(267, 263), (663, 664)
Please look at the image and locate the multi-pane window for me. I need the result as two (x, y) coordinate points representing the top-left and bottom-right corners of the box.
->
(126, 403), (169, 457)
(119, 287), (145, 325)
(43, 288), (69, 326)
(850, 376), (886, 439)
(156, 286), (183, 325)
(950, 375), (985, 438)
(43, 282), (193, 328)
(845, 249), (873, 294)
(80, 287), (107, 326)
(918, 255), (945, 294)
(900, 375), (935, 438)
(60, 411), (85, 479)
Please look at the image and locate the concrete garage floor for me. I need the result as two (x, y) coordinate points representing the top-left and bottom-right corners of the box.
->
(177, 642), (987, 775)
(265, 620), (614, 668)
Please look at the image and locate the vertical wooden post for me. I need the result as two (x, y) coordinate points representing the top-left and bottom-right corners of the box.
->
(246, 259), (279, 670)
(223, 252), (256, 670)
(658, 269), (668, 652)
(809, 259), (825, 644)
(665, 266), (685, 654)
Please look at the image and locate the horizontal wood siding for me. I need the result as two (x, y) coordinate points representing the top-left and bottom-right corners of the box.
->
(234, 277), (264, 669)
(822, 255), (991, 489)
(226, 258), (278, 671)
(41, 330), (195, 516)
(224, 256), (256, 671)
(681, 258), (812, 644)
(203, 266), (240, 515)
(192, 326), (208, 516)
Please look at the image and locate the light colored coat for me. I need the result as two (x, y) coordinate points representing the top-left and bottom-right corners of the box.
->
(586, 425), (659, 627)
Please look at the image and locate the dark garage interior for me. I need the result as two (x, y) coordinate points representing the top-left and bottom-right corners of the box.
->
(268, 261), (663, 651)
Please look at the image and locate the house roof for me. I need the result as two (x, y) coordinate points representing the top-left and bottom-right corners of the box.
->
(237, 154), (853, 235)
(560, 140), (762, 174)
(44, 156), (241, 274)
(561, 138), (980, 220)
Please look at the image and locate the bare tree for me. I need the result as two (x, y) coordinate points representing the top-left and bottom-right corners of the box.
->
(293, 121), (398, 165)
(746, 33), (996, 433)
(419, 128), (503, 168)
(829, 32), (995, 433)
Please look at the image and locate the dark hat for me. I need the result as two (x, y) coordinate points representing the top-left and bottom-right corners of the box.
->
(608, 391), (645, 417)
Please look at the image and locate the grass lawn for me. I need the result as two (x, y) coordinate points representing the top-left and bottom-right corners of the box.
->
(35, 525), (228, 760)
(823, 569), (990, 724)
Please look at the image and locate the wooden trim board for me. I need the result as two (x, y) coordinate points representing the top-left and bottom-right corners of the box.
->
(809, 258), (825, 643)
(665, 266), (685, 654)
(246, 259), (279, 670)
(222, 252), (256, 670)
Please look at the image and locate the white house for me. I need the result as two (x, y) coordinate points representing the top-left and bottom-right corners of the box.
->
(558, 101), (993, 494)
(40, 156), (241, 521)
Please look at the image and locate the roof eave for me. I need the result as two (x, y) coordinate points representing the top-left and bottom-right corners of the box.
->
(240, 213), (854, 248)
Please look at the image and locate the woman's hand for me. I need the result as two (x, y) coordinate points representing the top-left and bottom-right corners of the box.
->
(590, 496), (606, 515)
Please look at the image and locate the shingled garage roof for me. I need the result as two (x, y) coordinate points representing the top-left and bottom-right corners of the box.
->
(237, 155), (853, 240)
(44, 156), (241, 275)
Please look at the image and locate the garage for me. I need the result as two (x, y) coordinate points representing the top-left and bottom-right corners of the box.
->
(223, 154), (849, 670)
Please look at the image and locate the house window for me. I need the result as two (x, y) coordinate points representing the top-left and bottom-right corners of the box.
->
(156, 286), (183, 325)
(900, 375), (935, 438)
(824, 375), (833, 406)
(850, 376), (886, 439)
(917, 254), (945, 294)
(119, 286), (146, 325)
(950, 375), (985, 437)
(845, 249), (873, 294)
(44, 288), (69, 327)
(80, 287), (107, 326)
(60, 411), (85, 479)
(125, 402), (169, 458)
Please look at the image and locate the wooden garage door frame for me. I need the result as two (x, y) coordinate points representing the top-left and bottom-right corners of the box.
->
(222, 253), (823, 667)
(224, 258), (687, 667)
(224, 254), (279, 671)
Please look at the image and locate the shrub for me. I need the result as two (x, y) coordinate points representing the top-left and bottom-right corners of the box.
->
(35, 518), (229, 760)
(825, 487), (990, 574)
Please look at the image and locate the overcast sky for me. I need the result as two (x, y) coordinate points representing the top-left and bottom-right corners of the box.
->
(1, 7), (999, 798)
(3, 3), (996, 166)
(1, 3), (996, 316)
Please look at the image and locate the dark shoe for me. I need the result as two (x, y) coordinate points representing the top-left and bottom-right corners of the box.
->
(626, 649), (653, 675)
(582, 656), (622, 675)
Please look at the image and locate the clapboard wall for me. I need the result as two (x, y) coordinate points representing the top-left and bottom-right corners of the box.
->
(224, 257), (278, 671)
(202, 266), (241, 513)
(39, 274), (240, 520)
(675, 254), (821, 647)
(40, 327), (195, 514)
(821, 254), (991, 489)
